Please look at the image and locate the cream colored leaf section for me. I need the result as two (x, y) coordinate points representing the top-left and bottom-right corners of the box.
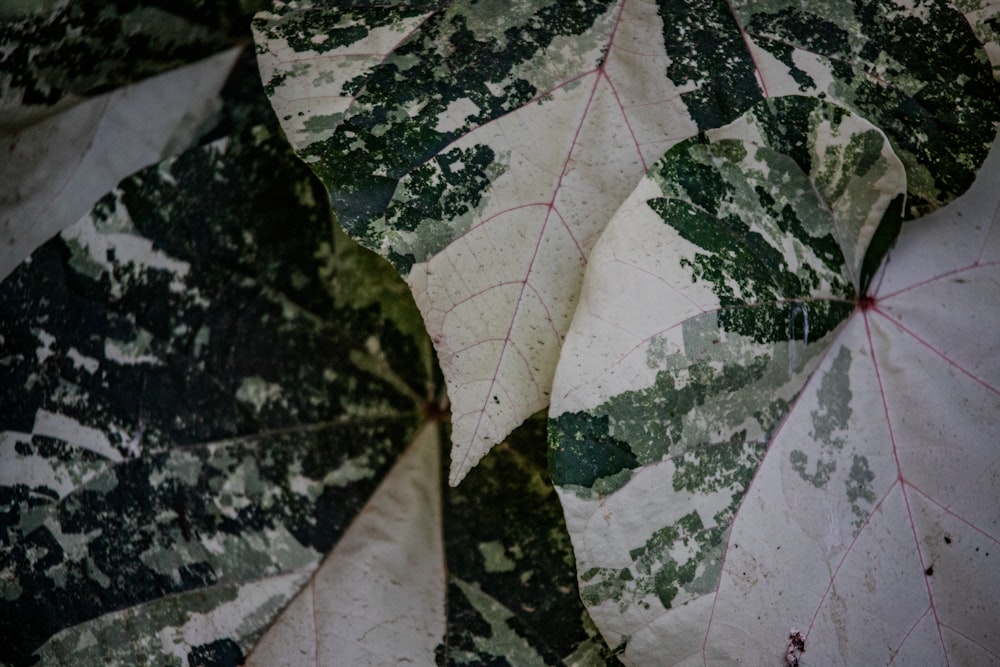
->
(405, 1), (696, 485)
(246, 423), (445, 666)
(552, 98), (903, 416)
(0, 47), (240, 280)
(687, 179), (1000, 663)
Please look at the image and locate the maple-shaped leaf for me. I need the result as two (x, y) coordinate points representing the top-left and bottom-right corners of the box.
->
(252, 0), (1000, 485)
(548, 96), (1000, 663)
(0, 76), (611, 664)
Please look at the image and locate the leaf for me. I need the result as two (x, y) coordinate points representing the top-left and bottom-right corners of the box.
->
(0, 47), (241, 281)
(0, 63), (610, 664)
(253, 0), (1000, 484)
(0, 0), (256, 128)
(245, 417), (615, 666)
(547, 96), (1000, 663)
(244, 422), (446, 665)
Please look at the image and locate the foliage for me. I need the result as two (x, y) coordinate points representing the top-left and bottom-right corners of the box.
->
(2, 0), (999, 665)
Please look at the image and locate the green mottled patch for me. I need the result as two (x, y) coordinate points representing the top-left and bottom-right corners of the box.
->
(295, 0), (618, 272)
(846, 454), (877, 527)
(32, 575), (303, 667)
(580, 511), (729, 612)
(443, 418), (614, 662)
(740, 0), (1000, 216)
(548, 412), (638, 488)
(235, 376), (282, 413)
(448, 578), (549, 667)
(0, 112), (429, 663)
(382, 143), (502, 265)
(1, 2), (248, 126)
(478, 540), (517, 573)
(657, 0), (765, 129)
(789, 345), (852, 488)
(552, 300), (847, 495)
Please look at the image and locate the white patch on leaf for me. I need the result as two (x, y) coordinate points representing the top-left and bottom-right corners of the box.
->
(235, 376), (282, 413)
(32, 410), (123, 463)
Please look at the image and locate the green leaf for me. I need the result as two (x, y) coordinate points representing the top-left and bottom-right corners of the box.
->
(253, 0), (1000, 484)
(0, 66), (609, 665)
(548, 95), (1000, 664)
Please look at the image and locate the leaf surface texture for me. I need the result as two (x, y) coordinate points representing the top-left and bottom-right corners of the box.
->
(254, 0), (1000, 483)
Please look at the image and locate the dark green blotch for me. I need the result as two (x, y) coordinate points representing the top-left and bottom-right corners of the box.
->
(310, 1), (615, 272)
(763, 41), (815, 91)
(257, 6), (438, 57)
(859, 193), (904, 294)
(750, 97), (848, 174)
(846, 454), (876, 505)
(750, 9), (850, 78)
(657, 0), (764, 129)
(443, 417), (615, 664)
(187, 638), (244, 667)
(0, 89), (426, 665)
(385, 143), (496, 262)
(651, 197), (792, 302)
(654, 555), (699, 609)
(655, 140), (733, 214)
(548, 412), (639, 488)
(1, 1), (250, 115)
(750, 0), (1000, 218)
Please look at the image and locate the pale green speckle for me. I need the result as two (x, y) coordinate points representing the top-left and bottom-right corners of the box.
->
(452, 577), (549, 667)
(192, 325), (211, 358)
(104, 330), (162, 366)
(235, 376), (282, 413)
(320, 449), (380, 488)
(478, 540), (517, 573)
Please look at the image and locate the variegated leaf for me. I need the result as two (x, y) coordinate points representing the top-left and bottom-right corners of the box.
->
(0, 122), (426, 665)
(0, 55), (609, 664)
(548, 96), (1000, 663)
(253, 0), (1000, 484)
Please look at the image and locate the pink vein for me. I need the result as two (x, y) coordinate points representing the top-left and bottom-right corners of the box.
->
(874, 259), (999, 303)
(869, 304), (1000, 397)
(451, 0), (642, 473)
(696, 312), (849, 664)
(865, 309), (946, 662)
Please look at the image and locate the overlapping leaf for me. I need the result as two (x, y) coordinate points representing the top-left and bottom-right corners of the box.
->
(0, 59), (611, 664)
(253, 0), (1000, 484)
(548, 97), (1000, 663)
(245, 417), (616, 666)
(0, 123), (422, 665)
